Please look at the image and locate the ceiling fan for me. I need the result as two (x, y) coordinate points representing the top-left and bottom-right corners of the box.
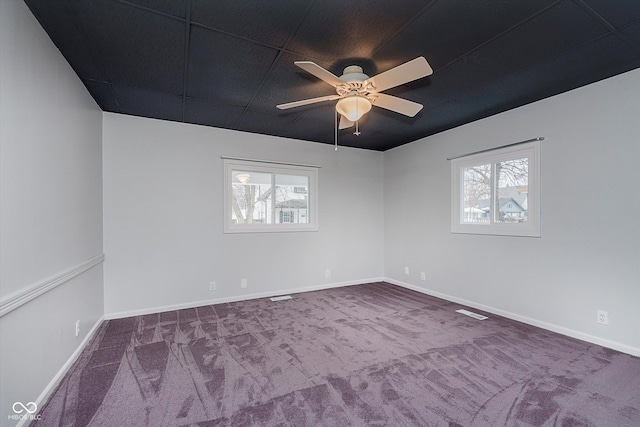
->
(277, 57), (433, 131)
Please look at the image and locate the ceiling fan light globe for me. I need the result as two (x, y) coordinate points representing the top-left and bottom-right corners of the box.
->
(336, 96), (372, 122)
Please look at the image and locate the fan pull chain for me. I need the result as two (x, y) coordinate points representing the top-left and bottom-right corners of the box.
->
(334, 109), (338, 151)
(354, 97), (361, 136)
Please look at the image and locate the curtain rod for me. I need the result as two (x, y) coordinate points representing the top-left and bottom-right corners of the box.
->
(221, 156), (321, 168)
(447, 137), (545, 161)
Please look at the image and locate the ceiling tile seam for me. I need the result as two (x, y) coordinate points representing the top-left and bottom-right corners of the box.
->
(187, 9), (339, 69)
(367, 0), (439, 62)
(111, 0), (193, 114)
(112, 0), (187, 24)
(186, 22), (331, 69)
(235, 0), (318, 127)
(82, 77), (121, 86)
(182, 95), (248, 111)
(66, 1), (123, 113)
(433, 0), (564, 76)
(109, 0), (330, 69)
(574, 0), (640, 55)
(181, 0), (192, 123)
(278, 0), (318, 53)
(231, 50), (285, 129)
(104, 81), (184, 99)
(573, 0), (622, 32)
(462, 32), (628, 113)
(505, 31), (620, 81)
(189, 20), (284, 54)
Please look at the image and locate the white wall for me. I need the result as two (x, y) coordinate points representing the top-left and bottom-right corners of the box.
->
(384, 68), (640, 355)
(102, 113), (384, 316)
(0, 0), (104, 422)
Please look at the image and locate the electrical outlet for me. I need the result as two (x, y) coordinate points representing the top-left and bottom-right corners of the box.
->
(209, 282), (216, 291)
(325, 269), (331, 278)
(404, 266), (409, 275)
(420, 272), (426, 281)
(241, 278), (247, 289)
(597, 310), (608, 325)
(75, 320), (80, 337)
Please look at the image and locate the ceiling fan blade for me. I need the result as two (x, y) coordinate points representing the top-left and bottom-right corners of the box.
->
(366, 57), (433, 93)
(372, 93), (423, 117)
(277, 95), (341, 110)
(339, 115), (354, 129)
(294, 61), (345, 87)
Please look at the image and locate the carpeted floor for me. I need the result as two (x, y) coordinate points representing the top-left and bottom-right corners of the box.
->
(33, 282), (640, 426)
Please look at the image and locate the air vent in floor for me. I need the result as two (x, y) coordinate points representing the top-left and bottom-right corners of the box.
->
(270, 295), (292, 301)
(455, 309), (488, 320)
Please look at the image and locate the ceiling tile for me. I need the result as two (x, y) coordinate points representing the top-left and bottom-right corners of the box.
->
(112, 85), (183, 122)
(481, 0), (611, 70)
(422, 104), (493, 139)
(620, 21), (640, 48)
(235, 109), (299, 139)
(183, 98), (245, 129)
(71, 0), (186, 95)
(186, 26), (279, 106)
(285, 0), (429, 65)
(425, 0), (610, 101)
(83, 80), (121, 112)
(25, 1), (106, 82)
(372, 0), (559, 72)
(191, 0), (312, 48)
(250, 52), (338, 113)
(123, 0), (187, 18)
(580, 0), (640, 28)
(271, 104), (337, 145)
(467, 34), (640, 113)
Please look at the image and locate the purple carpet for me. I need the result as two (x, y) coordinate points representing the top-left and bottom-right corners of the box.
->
(33, 282), (640, 426)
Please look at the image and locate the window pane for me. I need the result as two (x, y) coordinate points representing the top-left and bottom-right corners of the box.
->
(462, 164), (491, 224)
(224, 159), (318, 233)
(275, 174), (309, 224)
(495, 157), (528, 223)
(231, 171), (272, 224)
(451, 141), (539, 237)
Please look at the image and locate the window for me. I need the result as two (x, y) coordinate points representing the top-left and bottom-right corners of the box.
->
(224, 159), (318, 233)
(451, 140), (540, 237)
(279, 211), (294, 223)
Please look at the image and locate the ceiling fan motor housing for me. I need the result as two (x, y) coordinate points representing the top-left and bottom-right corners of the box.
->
(337, 65), (376, 99)
(339, 65), (369, 83)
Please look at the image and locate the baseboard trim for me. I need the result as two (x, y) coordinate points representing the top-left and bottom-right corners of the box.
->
(16, 314), (105, 427)
(105, 277), (385, 320)
(0, 254), (105, 317)
(385, 277), (640, 358)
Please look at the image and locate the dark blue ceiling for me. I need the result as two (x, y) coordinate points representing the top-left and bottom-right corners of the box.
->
(25, 0), (640, 151)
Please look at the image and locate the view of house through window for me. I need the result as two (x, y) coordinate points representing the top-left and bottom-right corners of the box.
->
(224, 159), (318, 233)
(462, 158), (529, 224)
(452, 141), (539, 237)
(275, 174), (309, 224)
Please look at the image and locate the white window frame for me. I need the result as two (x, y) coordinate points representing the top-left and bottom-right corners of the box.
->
(451, 140), (540, 237)
(223, 159), (318, 233)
